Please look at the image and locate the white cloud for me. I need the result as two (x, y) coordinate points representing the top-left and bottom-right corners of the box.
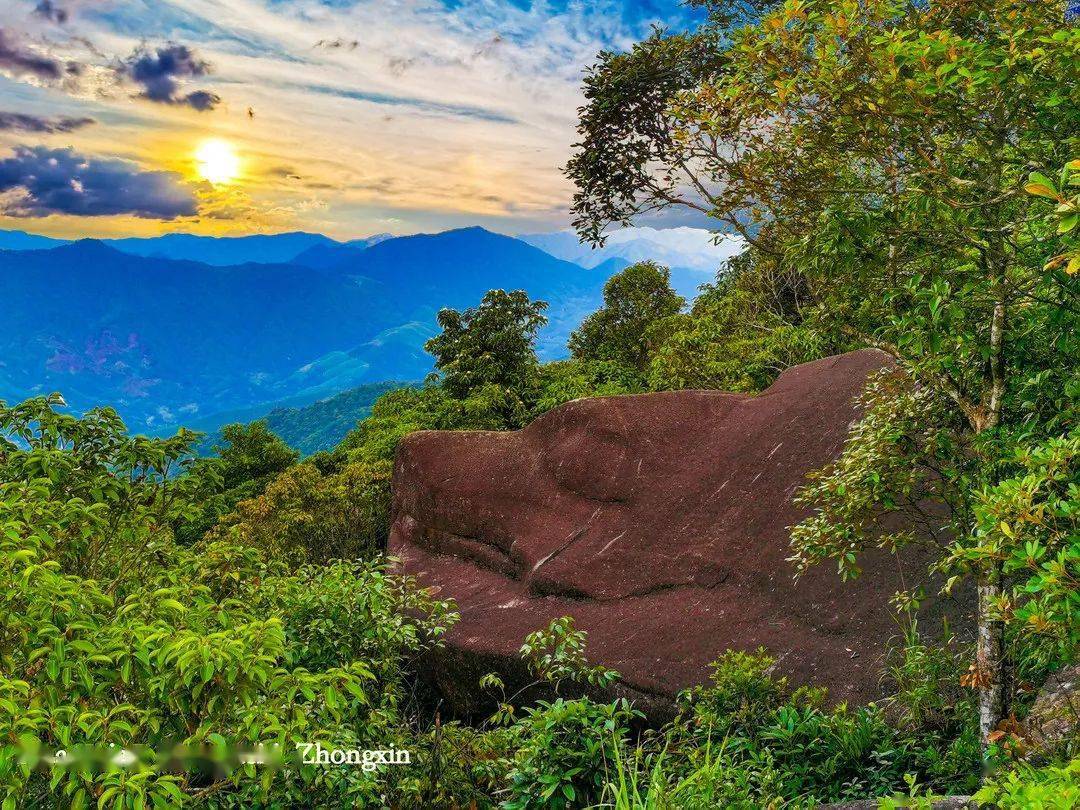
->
(0, 0), (701, 237)
(523, 226), (746, 275)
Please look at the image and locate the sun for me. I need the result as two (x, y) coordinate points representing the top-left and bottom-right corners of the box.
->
(195, 138), (241, 185)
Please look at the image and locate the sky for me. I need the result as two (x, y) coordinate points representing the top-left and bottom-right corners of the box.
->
(0, 0), (705, 240)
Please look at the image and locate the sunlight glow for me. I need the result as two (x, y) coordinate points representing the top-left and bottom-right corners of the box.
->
(195, 139), (241, 185)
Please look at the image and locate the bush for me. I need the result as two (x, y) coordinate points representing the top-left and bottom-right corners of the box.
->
(974, 758), (1080, 809)
(505, 697), (640, 810)
(602, 649), (984, 807)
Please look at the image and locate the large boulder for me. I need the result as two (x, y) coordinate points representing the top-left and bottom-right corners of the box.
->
(390, 350), (971, 717)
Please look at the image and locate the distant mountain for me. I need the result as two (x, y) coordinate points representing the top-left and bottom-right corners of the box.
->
(0, 240), (408, 431)
(521, 226), (745, 299)
(195, 381), (406, 456)
(323, 227), (608, 358)
(0, 230), (68, 251)
(102, 232), (340, 266)
(293, 233), (394, 269)
(0, 229), (395, 267)
(0, 227), (610, 433)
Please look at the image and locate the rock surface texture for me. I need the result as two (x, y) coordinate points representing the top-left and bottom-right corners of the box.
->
(1024, 663), (1080, 754)
(390, 350), (970, 717)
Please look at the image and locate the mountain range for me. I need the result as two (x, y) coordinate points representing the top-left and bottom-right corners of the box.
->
(0, 230), (395, 266)
(0, 225), (738, 435)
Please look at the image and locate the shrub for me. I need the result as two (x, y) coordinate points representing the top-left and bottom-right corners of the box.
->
(505, 697), (640, 810)
(974, 758), (1080, 809)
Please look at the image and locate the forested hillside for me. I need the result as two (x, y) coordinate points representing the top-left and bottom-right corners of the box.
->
(196, 382), (406, 457)
(0, 228), (608, 432)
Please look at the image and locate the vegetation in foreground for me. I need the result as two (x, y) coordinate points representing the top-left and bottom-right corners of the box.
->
(2, 0), (1078, 806)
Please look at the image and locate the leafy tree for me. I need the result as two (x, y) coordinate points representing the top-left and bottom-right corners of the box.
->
(532, 359), (645, 415)
(648, 247), (834, 392)
(337, 384), (512, 466)
(424, 289), (549, 426)
(175, 420), (299, 545)
(0, 394), (202, 583)
(209, 459), (392, 567)
(215, 421), (299, 489)
(568, 261), (685, 374)
(565, 0), (774, 249)
(568, 0), (1079, 743)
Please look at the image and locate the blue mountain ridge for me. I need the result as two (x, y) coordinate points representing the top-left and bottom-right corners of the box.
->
(0, 227), (609, 433)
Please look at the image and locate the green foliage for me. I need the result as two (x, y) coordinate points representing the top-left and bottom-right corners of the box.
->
(789, 370), (970, 581)
(600, 649), (981, 807)
(175, 420), (298, 546)
(505, 697), (640, 810)
(675, 649), (785, 741)
(0, 396), (454, 808)
(519, 617), (620, 692)
(425, 289), (549, 425)
(962, 431), (1080, 671)
(215, 421), (300, 489)
(1028, 158), (1080, 279)
(209, 458), (392, 567)
(647, 251), (832, 393)
(974, 757), (1080, 809)
(532, 359), (645, 415)
(569, 262), (685, 374)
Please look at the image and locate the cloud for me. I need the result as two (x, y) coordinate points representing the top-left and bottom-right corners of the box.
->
(0, 27), (80, 82)
(117, 43), (222, 110)
(301, 82), (517, 124)
(33, 1), (70, 25)
(0, 111), (94, 133)
(315, 38), (358, 50)
(0, 145), (198, 219)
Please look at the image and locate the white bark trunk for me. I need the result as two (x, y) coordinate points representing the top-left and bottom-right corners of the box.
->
(977, 569), (1005, 743)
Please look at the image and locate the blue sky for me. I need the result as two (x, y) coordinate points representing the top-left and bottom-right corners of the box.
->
(0, 0), (704, 239)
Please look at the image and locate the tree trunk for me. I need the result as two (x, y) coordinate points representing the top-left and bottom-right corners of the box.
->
(975, 274), (1007, 746)
(977, 564), (1005, 747)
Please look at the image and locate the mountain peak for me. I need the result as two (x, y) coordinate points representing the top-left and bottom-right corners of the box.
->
(60, 238), (124, 258)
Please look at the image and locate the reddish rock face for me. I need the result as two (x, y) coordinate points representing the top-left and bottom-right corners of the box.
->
(390, 350), (969, 717)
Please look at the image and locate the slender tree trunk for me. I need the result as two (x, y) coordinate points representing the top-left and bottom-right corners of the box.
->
(977, 564), (1005, 744)
(976, 290), (1008, 748)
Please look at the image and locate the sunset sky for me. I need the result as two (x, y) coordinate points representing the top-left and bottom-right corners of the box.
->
(0, 0), (703, 240)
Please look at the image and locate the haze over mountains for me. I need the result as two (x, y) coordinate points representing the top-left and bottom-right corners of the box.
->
(0, 225), (737, 434)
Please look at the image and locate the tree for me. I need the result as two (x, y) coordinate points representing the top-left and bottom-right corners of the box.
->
(211, 459), (392, 567)
(568, 0), (1079, 742)
(174, 420), (299, 545)
(647, 247), (835, 392)
(568, 261), (685, 374)
(215, 421), (299, 489)
(424, 289), (549, 425)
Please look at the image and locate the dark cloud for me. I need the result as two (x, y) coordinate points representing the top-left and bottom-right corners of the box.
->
(0, 28), (80, 82)
(0, 111), (95, 132)
(315, 38), (358, 50)
(118, 43), (221, 111)
(0, 145), (198, 219)
(33, 1), (70, 24)
(266, 165), (304, 180)
(184, 89), (220, 111)
(387, 56), (415, 77)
